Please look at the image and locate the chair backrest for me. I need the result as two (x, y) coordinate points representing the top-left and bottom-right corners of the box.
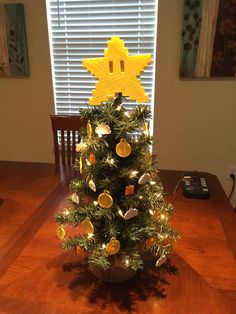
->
(50, 115), (86, 164)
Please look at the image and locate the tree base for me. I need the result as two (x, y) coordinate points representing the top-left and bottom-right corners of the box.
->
(89, 262), (137, 283)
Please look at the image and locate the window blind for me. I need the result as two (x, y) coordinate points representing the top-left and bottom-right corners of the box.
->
(46, 0), (157, 114)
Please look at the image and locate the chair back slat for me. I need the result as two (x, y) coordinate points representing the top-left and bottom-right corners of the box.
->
(61, 130), (66, 164)
(53, 129), (60, 164)
(50, 115), (86, 165)
(72, 130), (76, 164)
(67, 130), (71, 164)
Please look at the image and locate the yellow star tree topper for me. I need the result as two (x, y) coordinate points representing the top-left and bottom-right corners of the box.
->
(82, 36), (151, 105)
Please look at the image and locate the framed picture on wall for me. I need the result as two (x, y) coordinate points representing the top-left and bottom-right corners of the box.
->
(180, 0), (236, 78)
(0, 3), (29, 78)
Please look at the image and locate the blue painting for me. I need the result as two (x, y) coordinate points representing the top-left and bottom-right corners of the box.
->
(0, 4), (29, 77)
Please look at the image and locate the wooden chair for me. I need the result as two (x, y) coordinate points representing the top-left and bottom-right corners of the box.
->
(50, 115), (86, 164)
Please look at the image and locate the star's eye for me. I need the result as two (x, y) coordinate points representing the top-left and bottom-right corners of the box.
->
(120, 60), (125, 72)
(109, 61), (113, 73)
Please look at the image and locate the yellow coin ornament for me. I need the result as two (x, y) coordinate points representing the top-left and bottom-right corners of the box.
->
(87, 120), (93, 137)
(57, 225), (65, 240)
(98, 190), (113, 208)
(145, 151), (152, 164)
(115, 138), (131, 158)
(106, 237), (120, 255)
(82, 218), (94, 234)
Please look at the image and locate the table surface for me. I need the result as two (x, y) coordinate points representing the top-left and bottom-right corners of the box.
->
(0, 161), (236, 314)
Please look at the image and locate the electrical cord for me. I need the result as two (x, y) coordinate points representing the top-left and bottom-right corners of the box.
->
(228, 173), (236, 200)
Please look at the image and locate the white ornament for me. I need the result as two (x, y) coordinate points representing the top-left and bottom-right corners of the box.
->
(88, 179), (96, 192)
(95, 124), (111, 136)
(71, 193), (80, 204)
(123, 208), (138, 220)
(155, 256), (167, 267)
(138, 173), (151, 185)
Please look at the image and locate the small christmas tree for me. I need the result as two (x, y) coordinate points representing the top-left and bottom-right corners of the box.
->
(55, 37), (179, 282)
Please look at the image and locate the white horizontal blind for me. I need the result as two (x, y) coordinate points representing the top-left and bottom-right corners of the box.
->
(46, 0), (157, 114)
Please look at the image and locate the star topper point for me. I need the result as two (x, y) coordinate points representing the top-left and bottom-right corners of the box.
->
(82, 36), (151, 105)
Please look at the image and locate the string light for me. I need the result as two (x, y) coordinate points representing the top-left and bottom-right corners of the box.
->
(86, 159), (91, 166)
(125, 259), (130, 266)
(139, 195), (143, 200)
(87, 233), (94, 239)
(93, 201), (98, 206)
(63, 209), (70, 216)
(124, 111), (130, 118)
(102, 243), (106, 249)
(160, 213), (168, 221)
(149, 209), (154, 215)
(118, 209), (123, 217)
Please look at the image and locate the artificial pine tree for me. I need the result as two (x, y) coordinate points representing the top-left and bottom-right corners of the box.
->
(55, 37), (179, 282)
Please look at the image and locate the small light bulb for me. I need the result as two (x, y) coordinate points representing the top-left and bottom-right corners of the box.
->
(160, 213), (168, 221)
(63, 209), (69, 216)
(139, 195), (143, 200)
(86, 159), (91, 166)
(93, 201), (98, 206)
(110, 158), (115, 164)
(125, 259), (130, 266)
(116, 104), (122, 111)
(88, 232), (94, 239)
(149, 209), (154, 215)
(118, 210), (123, 217)
(102, 243), (106, 249)
(124, 111), (130, 117)
(158, 233), (165, 240)
(98, 133), (103, 138)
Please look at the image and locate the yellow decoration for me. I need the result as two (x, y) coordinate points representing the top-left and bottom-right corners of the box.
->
(82, 36), (151, 105)
(57, 225), (65, 240)
(145, 151), (152, 164)
(89, 153), (96, 165)
(87, 120), (93, 137)
(115, 138), (131, 158)
(82, 218), (94, 234)
(143, 122), (149, 135)
(125, 184), (134, 196)
(79, 156), (83, 174)
(98, 190), (113, 208)
(106, 237), (120, 255)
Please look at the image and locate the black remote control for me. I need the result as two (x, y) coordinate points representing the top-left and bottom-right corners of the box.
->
(182, 172), (210, 199)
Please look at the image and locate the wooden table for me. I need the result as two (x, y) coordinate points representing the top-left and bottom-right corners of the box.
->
(0, 161), (235, 314)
